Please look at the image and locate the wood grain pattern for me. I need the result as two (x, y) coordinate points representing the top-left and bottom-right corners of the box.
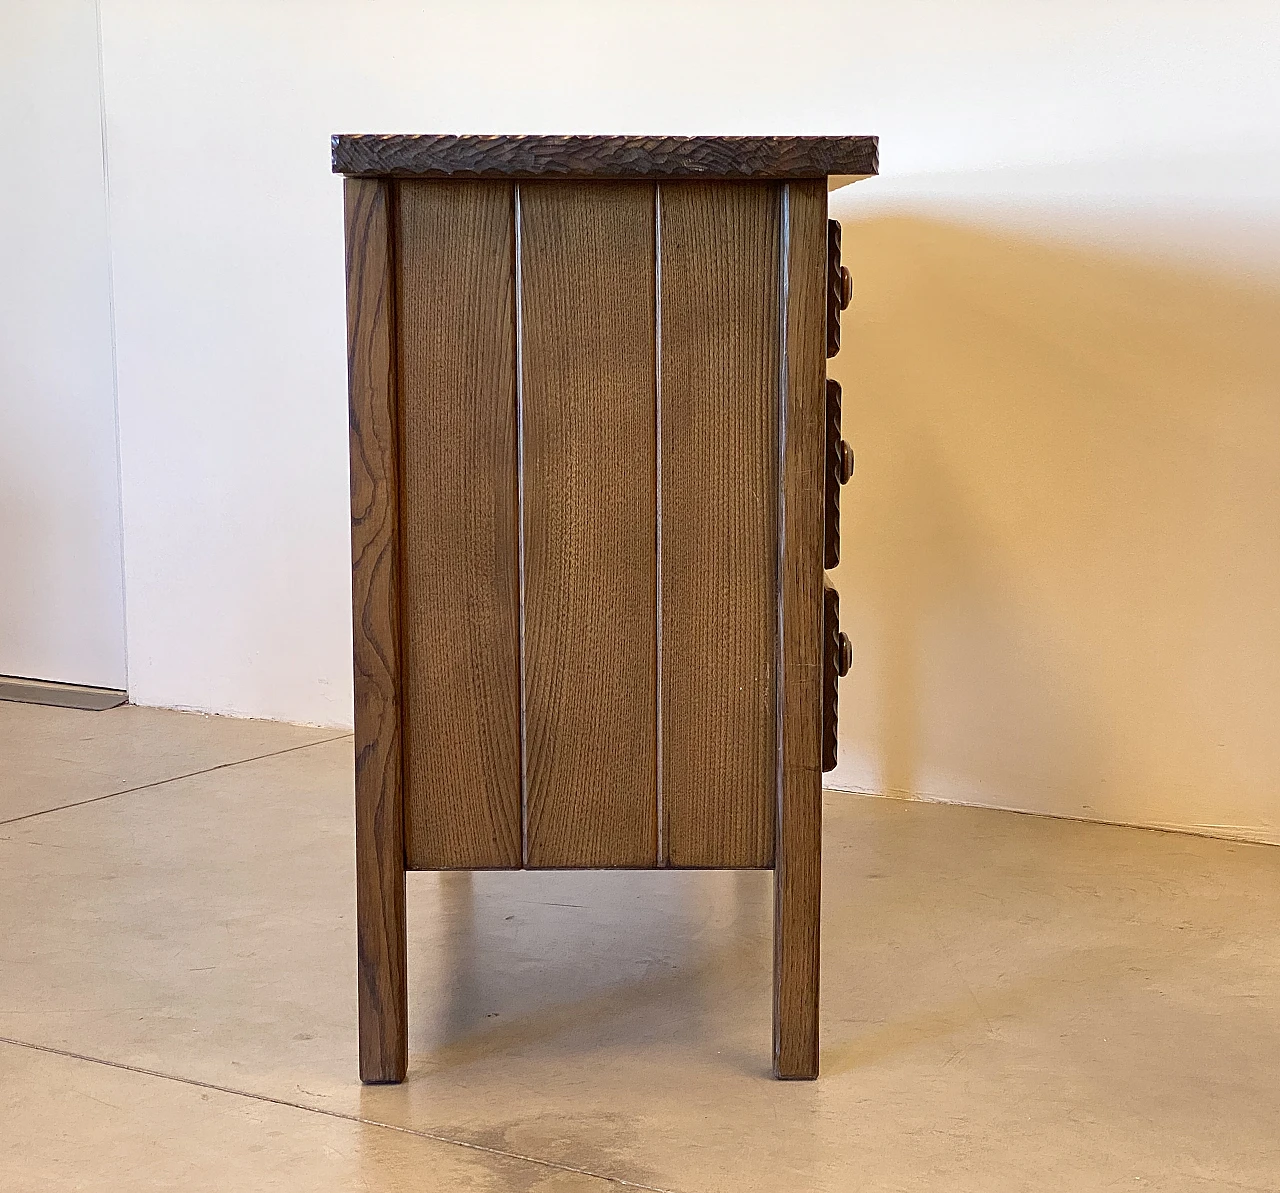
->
(520, 181), (658, 868)
(659, 182), (779, 869)
(396, 180), (522, 870)
(334, 134), (879, 182)
(773, 179), (828, 1080)
(344, 177), (407, 1083)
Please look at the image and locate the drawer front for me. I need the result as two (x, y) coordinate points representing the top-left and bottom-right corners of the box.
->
(824, 379), (855, 568)
(826, 219), (852, 358)
(822, 580), (852, 773)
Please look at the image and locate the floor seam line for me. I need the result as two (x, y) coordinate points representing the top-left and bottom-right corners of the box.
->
(0, 1035), (678, 1193)
(0, 734), (355, 827)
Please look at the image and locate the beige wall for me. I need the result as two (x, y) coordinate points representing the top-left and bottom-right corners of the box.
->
(826, 193), (1280, 843)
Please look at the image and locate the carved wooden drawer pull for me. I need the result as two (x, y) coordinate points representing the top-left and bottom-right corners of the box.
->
(826, 219), (851, 357)
(822, 579), (851, 772)
(825, 379), (854, 569)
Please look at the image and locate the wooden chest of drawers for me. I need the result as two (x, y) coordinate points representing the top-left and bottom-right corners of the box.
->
(335, 133), (877, 1082)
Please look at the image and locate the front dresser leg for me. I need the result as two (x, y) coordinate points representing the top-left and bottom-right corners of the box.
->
(772, 177), (827, 1079)
(772, 775), (822, 1078)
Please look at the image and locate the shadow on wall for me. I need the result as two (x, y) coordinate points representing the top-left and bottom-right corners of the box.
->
(828, 214), (1280, 845)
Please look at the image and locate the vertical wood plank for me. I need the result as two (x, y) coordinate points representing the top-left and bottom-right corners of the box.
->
(773, 179), (827, 1079)
(659, 182), (779, 868)
(345, 177), (407, 1083)
(520, 181), (658, 868)
(397, 181), (522, 870)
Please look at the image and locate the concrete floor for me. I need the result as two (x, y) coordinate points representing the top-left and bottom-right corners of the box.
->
(1, 702), (1277, 1192)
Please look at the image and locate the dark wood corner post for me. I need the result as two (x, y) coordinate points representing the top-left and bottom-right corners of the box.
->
(773, 180), (827, 1080)
(345, 176), (408, 1084)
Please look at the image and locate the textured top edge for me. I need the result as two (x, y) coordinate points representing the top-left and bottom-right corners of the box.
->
(331, 134), (879, 180)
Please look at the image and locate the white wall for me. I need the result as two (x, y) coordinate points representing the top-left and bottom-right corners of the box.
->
(96, 1), (1280, 840)
(0, 0), (125, 689)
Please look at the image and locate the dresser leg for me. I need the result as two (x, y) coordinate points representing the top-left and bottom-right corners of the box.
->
(356, 805), (407, 1083)
(346, 175), (408, 1084)
(772, 176), (827, 1080)
(772, 774), (821, 1079)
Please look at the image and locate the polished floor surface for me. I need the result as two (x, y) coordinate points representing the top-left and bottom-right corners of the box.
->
(2, 702), (1277, 1191)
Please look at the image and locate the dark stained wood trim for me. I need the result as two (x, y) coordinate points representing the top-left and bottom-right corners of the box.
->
(334, 134), (878, 181)
(773, 180), (827, 1080)
(345, 177), (408, 1084)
